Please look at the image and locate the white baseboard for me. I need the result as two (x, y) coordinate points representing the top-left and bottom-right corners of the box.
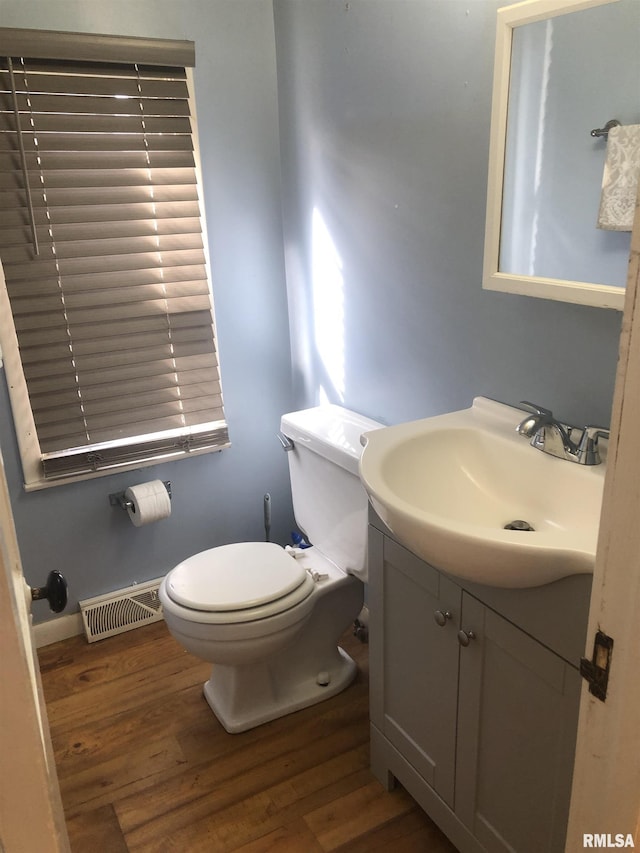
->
(33, 602), (367, 649)
(33, 611), (84, 648)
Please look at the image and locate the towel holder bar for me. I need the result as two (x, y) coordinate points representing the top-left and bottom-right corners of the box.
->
(591, 119), (621, 139)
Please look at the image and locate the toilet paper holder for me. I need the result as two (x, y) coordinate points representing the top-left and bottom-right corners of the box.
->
(109, 480), (172, 511)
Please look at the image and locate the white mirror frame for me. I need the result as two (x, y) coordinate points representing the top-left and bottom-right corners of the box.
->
(483, 0), (625, 311)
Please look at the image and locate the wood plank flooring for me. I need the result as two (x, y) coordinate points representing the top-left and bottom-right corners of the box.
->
(38, 621), (457, 852)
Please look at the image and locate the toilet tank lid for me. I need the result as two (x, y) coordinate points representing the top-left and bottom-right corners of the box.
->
(280, 405), (383, 475)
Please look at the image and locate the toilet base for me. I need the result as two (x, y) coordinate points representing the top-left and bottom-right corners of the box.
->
(202, 645), (357, 733)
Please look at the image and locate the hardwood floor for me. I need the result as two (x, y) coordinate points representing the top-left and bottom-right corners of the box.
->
(38, 621), (457, 852)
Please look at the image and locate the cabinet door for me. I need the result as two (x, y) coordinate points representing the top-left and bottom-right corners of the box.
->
(371, 535), (461, 807)
(456, 593), (581, 853)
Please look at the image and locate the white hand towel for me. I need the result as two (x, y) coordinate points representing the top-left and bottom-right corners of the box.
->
(597, 124), (640, 232)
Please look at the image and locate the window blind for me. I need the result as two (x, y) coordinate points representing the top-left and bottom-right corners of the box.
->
(0, 38), (229, 481)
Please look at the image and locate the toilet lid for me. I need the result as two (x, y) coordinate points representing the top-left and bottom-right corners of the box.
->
(165, 542), (309, 612)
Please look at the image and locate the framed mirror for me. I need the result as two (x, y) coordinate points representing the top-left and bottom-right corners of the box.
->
(483, 0), (639, 310)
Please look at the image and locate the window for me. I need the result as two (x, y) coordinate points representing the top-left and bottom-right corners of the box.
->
(0, 28), (228, 489)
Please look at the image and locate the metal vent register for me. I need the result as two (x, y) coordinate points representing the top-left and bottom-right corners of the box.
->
(79, 578), (164, 642)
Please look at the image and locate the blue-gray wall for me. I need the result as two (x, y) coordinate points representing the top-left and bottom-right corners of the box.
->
(0, 0), (625, 625)
(0, 0), (296, 621)
(273, 0), (622, 428)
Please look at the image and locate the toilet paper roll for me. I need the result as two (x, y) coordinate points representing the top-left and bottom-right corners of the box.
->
(125, 480), (171, 527)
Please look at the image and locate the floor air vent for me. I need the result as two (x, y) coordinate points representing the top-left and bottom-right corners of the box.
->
(79, 577), (164, 642)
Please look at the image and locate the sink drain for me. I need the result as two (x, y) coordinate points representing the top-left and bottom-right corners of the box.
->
(504, 520), (535, 532)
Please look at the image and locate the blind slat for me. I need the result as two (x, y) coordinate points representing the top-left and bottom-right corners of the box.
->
(17, 312), (215, 349)
(0, 150), (195, 171)
(11, 280), (209, 314)
(6, 247), (206, 282)
(0, 201), (201, 230)
(18, 59), (189, 79)
(0, 131), (194, 153)
(0, 72), (189, 100)
(0, 166), (198, 190)
(38, 399), (225, 445)
(31, 374), (222, 408)
(14, 299), (213, 332)
(0, 112), (192, 134)
(2, 92), (191, 118)
(0, 183), (199, 210)
(8, 267), (207, 298)
(23, 337), (217, 372)
(1, 218), (203, 251)
(34, 383), (223, 421)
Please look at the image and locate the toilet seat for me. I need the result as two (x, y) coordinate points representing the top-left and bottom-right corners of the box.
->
(164, 542), (316, 624)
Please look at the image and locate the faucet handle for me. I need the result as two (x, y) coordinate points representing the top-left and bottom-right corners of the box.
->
(519, 401), (553, 418)
(577, 426), (610, 465)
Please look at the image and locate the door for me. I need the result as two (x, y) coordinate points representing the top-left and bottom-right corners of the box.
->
(565, 192), (640, 845)
(373, 535), (461, 807)
(0, 446), (70, 852)
(456, 593), (580, 853)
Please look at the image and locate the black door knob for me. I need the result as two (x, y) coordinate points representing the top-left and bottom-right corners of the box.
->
(31, 570), (68, 613)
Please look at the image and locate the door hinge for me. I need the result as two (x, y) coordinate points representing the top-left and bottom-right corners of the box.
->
(579, 630), (614, 702)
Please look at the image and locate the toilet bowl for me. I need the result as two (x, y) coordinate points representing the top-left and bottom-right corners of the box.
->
(159, 405), (382, 733)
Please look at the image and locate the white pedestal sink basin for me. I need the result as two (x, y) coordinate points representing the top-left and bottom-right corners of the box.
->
(359, 397), (606, 588)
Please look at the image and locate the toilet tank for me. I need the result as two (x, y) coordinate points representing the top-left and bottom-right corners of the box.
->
(280, 405), (382, 578)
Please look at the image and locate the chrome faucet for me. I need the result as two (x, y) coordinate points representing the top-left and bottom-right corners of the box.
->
(516, 402), (609, 465)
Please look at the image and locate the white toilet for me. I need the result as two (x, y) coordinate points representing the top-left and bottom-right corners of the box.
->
(159, 404), (382, 733)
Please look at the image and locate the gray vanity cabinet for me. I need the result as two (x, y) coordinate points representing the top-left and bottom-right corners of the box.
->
(368, 525), (585, 853)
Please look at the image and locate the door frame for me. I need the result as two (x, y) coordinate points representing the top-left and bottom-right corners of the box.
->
(0, 446), (70, 852)
(565, 195), (640, 844)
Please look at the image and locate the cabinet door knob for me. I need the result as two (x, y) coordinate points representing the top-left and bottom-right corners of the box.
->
(433, 609), (452, 627)
(457, 629), (476, 647)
